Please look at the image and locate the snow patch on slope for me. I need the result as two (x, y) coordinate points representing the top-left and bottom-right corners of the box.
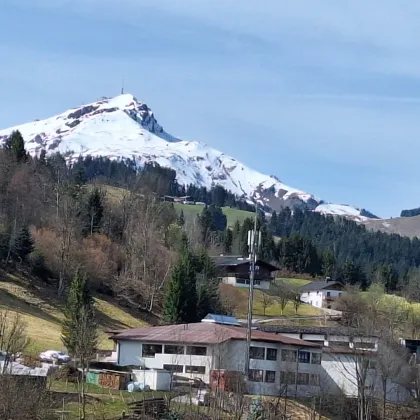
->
(315, 203), (368, 222)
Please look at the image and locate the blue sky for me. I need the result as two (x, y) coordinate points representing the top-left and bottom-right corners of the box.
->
(2, 1), (420, 217)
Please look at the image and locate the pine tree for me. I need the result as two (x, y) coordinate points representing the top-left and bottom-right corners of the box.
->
(163, 249), (198, 324)
(4, 131), (27, 162)
(11, 226), (34, 262)
(39, 149), (47, 165)
(83, 188), (104, 236)
(61, 268), (97, 420)
(223, 229), (233, 253)
(322, 249), (336, 278)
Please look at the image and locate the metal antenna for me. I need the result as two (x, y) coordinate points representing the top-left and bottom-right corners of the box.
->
(121, 78), (125, 95)
(245, 199), (259, 379)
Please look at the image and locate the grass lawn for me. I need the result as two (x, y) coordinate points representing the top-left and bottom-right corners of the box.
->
(220, 284), (323, 318)
(276, 277), (312, 288)
(174, 202), (254, 227)
(0, 273), (148, 355)
(50, 380), (168, 399)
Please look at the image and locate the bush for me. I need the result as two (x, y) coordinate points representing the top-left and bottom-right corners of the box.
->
(29, 252), (50, 281)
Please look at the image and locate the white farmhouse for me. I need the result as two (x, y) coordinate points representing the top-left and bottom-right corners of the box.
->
(299, 278), (345, 308)
(212, 256), (278, 290)
(111, 317), (322, 396)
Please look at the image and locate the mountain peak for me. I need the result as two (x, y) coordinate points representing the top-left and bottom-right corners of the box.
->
(0, 93), (374, 221)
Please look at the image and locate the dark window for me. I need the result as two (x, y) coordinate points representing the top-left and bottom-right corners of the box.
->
(266, 348), (277, 361)
(185, 365), (206, 374)
(250, 346), (265, 360)
(281, 349), (297, 362)
(310, 374), (320, 386)
(298, 351), (311, 364)
(311, 353), (321, 365)
(265, 370), (276, 383)
(326, 292), (331, 297)
(280, 371), (296, 384)
(142, 344), (162, 358)
(297, 373), (309, 385)
(248, 369), (263, 382)
(164, 345), (184, 355)
(186, 346), (207, 356)
(163, 364), (183, 373)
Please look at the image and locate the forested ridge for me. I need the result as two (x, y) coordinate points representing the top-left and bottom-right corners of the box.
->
(1, 129), (420, 322)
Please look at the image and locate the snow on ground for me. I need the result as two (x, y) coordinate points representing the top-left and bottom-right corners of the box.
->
(314, 203), (368, 222)
(0, 93), (372, 219)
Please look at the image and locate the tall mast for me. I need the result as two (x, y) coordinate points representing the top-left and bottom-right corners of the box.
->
(245, 200), (260, 378)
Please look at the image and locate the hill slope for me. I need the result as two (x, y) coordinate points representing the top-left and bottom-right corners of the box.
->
(0, 93), (374, 221)
(0, 272), (148, 354)
(363, 215), (420, 238)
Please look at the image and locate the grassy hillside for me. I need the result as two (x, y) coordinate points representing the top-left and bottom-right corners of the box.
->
(0, 272), (148, 355)
(277, 277), (312, 288)
(174, 202), (254, 227)
(220, 284), (323, 318)
(94, 184), (255, 227)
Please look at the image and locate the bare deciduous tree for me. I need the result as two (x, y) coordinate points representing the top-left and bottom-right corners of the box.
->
(259, 293), (273, 316)
(116, 195), (175, 313)
(0, 310), (29, 373)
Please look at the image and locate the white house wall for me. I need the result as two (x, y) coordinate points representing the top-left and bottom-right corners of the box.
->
(300, 290), (343, 308)
(321, 352), (410, 403)
(116, 339), (323, 397)
(222, 340), (323, 397)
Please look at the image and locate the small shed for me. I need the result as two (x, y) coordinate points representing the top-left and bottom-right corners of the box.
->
(132, 369), (172, 391)
(84, 369), (131, 390)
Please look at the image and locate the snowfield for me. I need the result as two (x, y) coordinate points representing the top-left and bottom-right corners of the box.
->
(0, 93), (373, 220)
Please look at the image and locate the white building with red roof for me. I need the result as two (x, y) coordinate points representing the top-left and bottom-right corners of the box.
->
(111, 316), (323, 397)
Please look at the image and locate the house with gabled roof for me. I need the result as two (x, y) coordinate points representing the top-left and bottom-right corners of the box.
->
(299, 278), (345, 308)
(212, 255), (278, 290)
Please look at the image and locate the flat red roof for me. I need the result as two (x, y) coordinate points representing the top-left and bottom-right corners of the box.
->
(112, 323), (321, 348)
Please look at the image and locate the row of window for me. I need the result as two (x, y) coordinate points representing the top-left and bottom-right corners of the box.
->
(248, 370), (320, 386)
(163, 364), (206, 374)
(249, 347), (321, 364)
(142, 344), (207, 358)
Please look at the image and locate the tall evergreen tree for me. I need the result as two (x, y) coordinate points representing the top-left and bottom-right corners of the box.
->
(4, 131), (27, 162)
(163, 249), (198, 324)
(322, 249), (336, 278)
(61, 269), (97, 420)
(11, 226), (34, 262)
(82, 188), (104, 236)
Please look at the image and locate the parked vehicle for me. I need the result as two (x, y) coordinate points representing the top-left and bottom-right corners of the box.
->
(39, 350), (70, 364)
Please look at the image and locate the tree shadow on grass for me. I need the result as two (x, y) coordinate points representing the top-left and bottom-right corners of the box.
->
(0, 289), (61, 325)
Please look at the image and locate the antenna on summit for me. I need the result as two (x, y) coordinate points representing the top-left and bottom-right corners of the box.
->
(121, 78), (125, 95)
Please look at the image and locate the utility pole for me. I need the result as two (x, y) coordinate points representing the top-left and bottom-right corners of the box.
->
(245, 200), (260, 378)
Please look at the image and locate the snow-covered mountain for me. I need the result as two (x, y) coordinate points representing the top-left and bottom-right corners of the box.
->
(0, 93), (374, 221)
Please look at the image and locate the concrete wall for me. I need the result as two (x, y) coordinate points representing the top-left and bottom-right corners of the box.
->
(321, 352), (410, 402)
(116, 339), (323, 397)
(132, 369), (172, 391)
(117, 341), (217, 383)
(221, 276), (271, 290)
